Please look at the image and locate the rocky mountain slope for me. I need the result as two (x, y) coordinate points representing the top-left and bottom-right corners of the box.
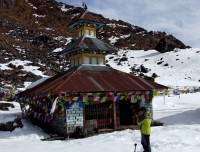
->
(0, 0), (188, 85)
(107, 48), (200, 86)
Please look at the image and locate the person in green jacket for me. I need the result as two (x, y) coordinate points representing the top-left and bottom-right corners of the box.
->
(137, 107), (152, 152)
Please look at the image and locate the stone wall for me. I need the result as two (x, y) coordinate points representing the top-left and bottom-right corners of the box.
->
(48, 113), (67, 135)
(66, 103), (84, 133)
(48, 102), (84, 135)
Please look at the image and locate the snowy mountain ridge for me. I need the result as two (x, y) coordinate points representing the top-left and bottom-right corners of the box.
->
(107, 48), (200, 86)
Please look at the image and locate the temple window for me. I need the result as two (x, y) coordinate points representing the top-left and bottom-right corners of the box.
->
(84, 57), (90, 64)
(98, 58), (104, 65)
(92, 57), (97, 64)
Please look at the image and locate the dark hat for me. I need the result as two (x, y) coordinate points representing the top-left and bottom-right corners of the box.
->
(139, 107), (147, 112)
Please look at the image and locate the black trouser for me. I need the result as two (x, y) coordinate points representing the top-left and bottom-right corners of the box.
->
(141, 134), (151, 152)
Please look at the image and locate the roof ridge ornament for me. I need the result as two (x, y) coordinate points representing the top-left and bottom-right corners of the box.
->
(82, 2), (87, 11)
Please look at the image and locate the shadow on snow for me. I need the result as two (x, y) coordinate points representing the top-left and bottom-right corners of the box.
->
(157, 108), (200, 125)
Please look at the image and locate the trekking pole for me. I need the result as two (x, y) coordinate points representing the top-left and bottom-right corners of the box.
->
(134, 143), (137, 152)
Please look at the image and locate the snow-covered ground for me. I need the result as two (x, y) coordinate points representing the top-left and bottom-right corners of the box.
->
(1, 48), (200, 151)
(107, 48), (200, 86)
(0, 59), (46, 77)
(1, 92), (200, 152)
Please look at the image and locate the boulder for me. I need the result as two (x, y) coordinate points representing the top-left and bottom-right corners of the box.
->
(0, 117), (23, 131)
(119, 57), (128, 62)
(23, 72), (42, 82)
(140, 65), (148, 73)
(109, 56), (114, 59)
(43, 69), (57, 76)
(0, 69), (3, 75)
(155, 38), (167, 53)
(0, 103), (14, 111)
(17, 65), (24, 69)
(157, 61), (164, 65)
(152, 73), (158, 78)
(8, 63), (16, 69)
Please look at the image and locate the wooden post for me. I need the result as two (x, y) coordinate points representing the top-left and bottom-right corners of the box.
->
(113, 102), (117, 130)
(163, 93), (166, 104)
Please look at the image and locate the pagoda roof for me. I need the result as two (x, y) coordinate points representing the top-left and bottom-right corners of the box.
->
(20, 65), (167, 95)
(60, 36), (116, 55)
(68, 11), (105, 29)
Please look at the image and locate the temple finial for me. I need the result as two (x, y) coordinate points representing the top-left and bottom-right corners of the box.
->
(82, 2), (87, 11)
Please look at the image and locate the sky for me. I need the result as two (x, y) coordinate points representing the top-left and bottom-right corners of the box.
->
(56, 0), (200, 48)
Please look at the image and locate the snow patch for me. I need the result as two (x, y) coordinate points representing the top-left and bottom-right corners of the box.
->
(54, 36), (66, 41)
(44, 28), (54, 31)
(52, 48), (63, 53)
(132, 25), (136, 30)
(0, 59), (46, 77)
(60, 4), (72, 12)
(107, 23), (128, 28)
(53, 37), (72, 45)
(33, 14), (46, 18)
(107, 23), (116, 28)
(120, 34), (130, 39)
(117, 24), (128, 28)
(72, 13), (80, 19)
(26, 0), (37, 9)
(109, 36), (119, 45)
(65, 37), (72, 45)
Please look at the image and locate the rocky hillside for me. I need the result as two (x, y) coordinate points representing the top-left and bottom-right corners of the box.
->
(0, 0), (188, 84)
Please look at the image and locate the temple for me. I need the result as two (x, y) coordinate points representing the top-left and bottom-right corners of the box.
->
(60, 11), (116, 67)
(18, 10), (167, 137)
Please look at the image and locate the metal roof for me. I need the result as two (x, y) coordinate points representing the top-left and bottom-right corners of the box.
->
(60, 37), (116, 55)
(20, 65), (167, 95)
(68, 11), (105, 29)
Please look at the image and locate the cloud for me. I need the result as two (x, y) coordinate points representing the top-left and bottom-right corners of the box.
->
(57, 0), (200, 47)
